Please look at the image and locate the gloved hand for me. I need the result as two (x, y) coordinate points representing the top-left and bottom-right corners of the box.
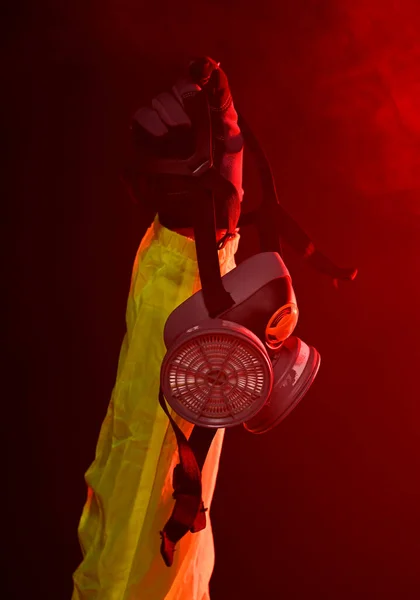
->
(124, 57), (243, 234)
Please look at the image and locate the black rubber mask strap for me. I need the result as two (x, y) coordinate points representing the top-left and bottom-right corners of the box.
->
(158, 388), (203, 566)
(192, 188), (235, 318)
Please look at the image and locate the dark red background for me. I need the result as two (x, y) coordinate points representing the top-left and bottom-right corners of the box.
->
(4, 1), (420, 598)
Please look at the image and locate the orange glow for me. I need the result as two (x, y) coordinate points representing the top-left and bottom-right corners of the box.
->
(265, 303), (299, 350)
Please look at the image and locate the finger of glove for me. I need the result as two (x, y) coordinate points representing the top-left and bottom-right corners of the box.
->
(172, 77), (202, 108)
(152, 91), (191, 127)
(180, 60), (242, 148)
(189, 57), (230, 110)
(202, 66), (243, 151)
(206, 67), (232, 112)
(132, 105), (168, 137)
(189, 56), (220, 88)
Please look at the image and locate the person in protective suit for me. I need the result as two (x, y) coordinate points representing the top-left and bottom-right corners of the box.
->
(72, 57), (356, 600)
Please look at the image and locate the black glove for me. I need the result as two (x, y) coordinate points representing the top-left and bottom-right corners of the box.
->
(124, 58), (243, 227)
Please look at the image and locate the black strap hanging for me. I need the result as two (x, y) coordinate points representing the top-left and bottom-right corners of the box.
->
(158, 389), (217, 567)
(237, 112), (284, 257)
(191, 187), (235, 318)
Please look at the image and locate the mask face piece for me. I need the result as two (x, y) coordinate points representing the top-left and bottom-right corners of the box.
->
(160, 252), (320, 433)
(163, 252), (293, 349)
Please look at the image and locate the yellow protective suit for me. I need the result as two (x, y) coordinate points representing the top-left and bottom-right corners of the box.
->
(72, 217), (240, 600)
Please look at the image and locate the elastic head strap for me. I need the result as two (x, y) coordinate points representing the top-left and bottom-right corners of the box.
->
(237, 112), (284, 258)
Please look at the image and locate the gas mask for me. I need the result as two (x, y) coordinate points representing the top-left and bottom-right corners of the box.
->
(161, 251), (320, 435)
(145, 80), (321, 436)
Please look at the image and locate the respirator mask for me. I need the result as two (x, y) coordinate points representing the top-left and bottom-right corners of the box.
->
(161, 252), (320, 435)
